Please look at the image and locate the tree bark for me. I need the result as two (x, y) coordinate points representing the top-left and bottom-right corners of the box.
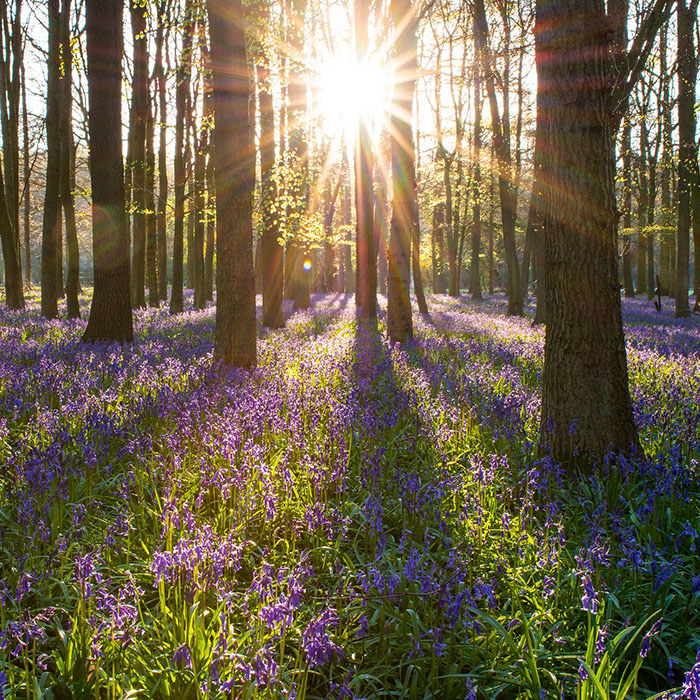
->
(620, 115), (635, 296)
(537, 0), (638, 463)
(169, 0), (194, 314)
(129, 0), (148, 309)
(257, 48), (284, 328)
(674, 0), (697, 318)
(208, 0), (257, 367)
(387, 0), (415, 342)
(473, 0), (522, 316)
(155, 0), (169, 302)
(41, 0), (61, 319)
(469, 33), (483, 301)
(82, 0), (133, 344)
(59, 0), (80, 318)
(146, 98), (159, 307)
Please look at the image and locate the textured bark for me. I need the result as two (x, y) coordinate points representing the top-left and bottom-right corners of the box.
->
(536, 0), (638, 463)
(82, 0), (133, 344)
(374, 131), (389, 295)
(674, 0), (697, 318)
(41, 0), (61, 319)
(169, 0), (193, 315)
(208, 0), (256, 367)
(59, 0), (80, 318)
(386, 0), (415, 343)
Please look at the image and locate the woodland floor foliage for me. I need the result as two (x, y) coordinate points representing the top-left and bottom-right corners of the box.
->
(0, 290), (699, 700)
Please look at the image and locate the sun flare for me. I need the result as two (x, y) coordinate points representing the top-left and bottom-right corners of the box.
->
(317, 53), (391, 141)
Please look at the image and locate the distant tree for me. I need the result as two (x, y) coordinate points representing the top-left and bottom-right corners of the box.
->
(674, 0), (698, 318)
(469, 25), (483, 301)
(155, 0), (169, 303)
(82, 0), (133, 343)
(536, 0), (670, 463)
(207, 0), (257, 367)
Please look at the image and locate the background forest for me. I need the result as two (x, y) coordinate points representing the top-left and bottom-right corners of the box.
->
(1, 0), (700, 698)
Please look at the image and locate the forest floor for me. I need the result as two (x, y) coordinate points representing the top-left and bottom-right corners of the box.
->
(0, 289), (699, 700)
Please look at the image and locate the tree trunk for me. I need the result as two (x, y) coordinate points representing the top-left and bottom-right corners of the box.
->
(387, 0), (415, 342)
(374, 132), (389, 296)
(41, 0), (61, 319)
(129, 0), (148, 308)
(536, 0), (638, 463)
(146, 99), (159, 307)
(658, 24), (672, 298)
(156, 1), (169, 302)
(473, 0), (522, 316)
(257, 50), (284, 327)
(59, 0), (80, 318)
(205, 154), (215, 301)
(674, 0), (697, 318)
(170, 0), (193, 314)
(470, 36), (483, 301)
(207, 0), (256, 367)
(620, 116), (635, 296)
(21, 55), (30, 288)
(82, 0), (133, 344)
(354, 0), (377, 318)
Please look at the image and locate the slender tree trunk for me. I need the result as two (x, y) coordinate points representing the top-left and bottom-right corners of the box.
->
(146, 99), (159, 307)
(473, 0), (522, 316)
(374, 131), (389, 295)
(82, 0), (133, 343)
(41, 0), (61, 319)
(659, 24), (672, 298)
(674, 0), (697, 317)
(470, 36), (483, 300)
(207, 0), (256, 367)
(170, 0), (193, 314)
(387, 0), (415, 342)
(537, 0), (638, 463)
(621, 116), (635, 296)
(130, 0), (148, 308)
(354, 0), (377, 318)
(21, 57), (30, 288)
(257, 50), (284, 327)
(155, 1), (168, 302)
(59, 0), (80, 318)
(205, 154), (215, 301)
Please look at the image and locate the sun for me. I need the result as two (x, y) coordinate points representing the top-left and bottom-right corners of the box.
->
(317, 52), (391, 142)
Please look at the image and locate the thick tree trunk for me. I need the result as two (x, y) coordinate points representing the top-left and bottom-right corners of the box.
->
(537, 0), (637, 463)
(387, 0), (415, 342)
(41, 0), (61, 319)
(82, 0), (133, 343)
(674, 0), (697, 318)
(170, 0), (193, 315)
(208, 0), (256, 367)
